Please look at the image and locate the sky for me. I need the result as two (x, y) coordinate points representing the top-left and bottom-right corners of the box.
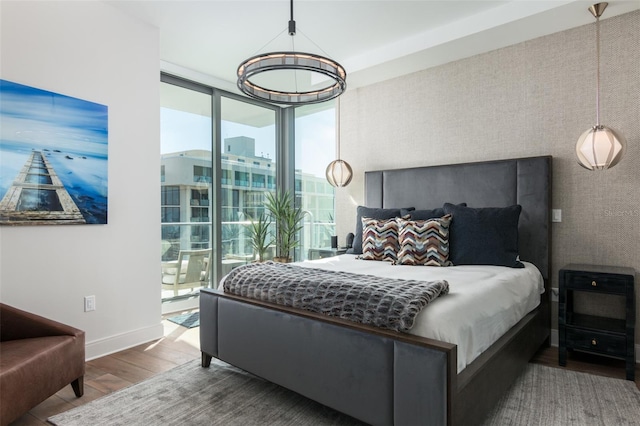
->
(0, 79), (108, 158)
(160, 106), (335, 178)
(0, 79), (109, 201)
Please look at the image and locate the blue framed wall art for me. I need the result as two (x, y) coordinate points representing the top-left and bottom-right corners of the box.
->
(0, 79), (108, 225)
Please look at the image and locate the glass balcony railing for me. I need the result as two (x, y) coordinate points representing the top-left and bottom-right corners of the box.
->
(193, 175), (212, 183)
(161, 218), (336, 299)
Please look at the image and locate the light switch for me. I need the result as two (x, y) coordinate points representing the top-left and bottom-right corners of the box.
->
(552, 209), (562, 223)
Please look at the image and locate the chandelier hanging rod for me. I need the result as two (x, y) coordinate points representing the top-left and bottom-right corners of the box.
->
(237, 0), (347, 105)
(289, 0), (295, 35)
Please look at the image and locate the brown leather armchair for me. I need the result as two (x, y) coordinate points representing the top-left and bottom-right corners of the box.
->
(0, 303), (85, 426)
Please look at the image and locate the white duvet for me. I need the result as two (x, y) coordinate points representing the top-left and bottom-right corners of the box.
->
(294, 255), (544, 373)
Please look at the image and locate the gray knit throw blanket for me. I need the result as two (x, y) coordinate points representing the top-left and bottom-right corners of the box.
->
(223, 261), (449, 332)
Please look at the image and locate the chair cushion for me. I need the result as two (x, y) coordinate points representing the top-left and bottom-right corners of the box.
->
(162, 271), (206, 285)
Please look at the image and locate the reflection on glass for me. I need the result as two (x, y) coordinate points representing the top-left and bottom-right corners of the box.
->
(160, 82), (212, 300)
(295, 103), (337, 260)
(220, 97), (277, 269)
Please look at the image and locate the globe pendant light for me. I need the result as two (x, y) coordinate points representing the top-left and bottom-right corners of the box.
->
(575, 2), (626, 170)
(237, 0), (346, 105)
(326, 98), (352, 187)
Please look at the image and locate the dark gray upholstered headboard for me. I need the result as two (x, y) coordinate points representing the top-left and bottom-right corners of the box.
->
(364, 156), (551, 280)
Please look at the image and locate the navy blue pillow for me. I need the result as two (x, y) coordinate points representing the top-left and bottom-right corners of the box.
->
(403, 203), (467, 220)
(443, 203), (523, 268)
(350, 206), (414, 255)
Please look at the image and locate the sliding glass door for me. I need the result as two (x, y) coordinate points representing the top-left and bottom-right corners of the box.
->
(295, 103), (337, 259)
(160, 81), (213, 300)
(219, 96), (277, 274)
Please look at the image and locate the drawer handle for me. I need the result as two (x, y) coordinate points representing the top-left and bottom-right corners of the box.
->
(591, 338), (597, 346)
(591, 280), (597, 287)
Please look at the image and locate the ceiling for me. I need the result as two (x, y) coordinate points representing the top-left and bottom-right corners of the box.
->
(109, 0), (640, 97)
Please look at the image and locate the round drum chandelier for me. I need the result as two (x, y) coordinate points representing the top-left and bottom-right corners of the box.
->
(237, 0), (346, 105)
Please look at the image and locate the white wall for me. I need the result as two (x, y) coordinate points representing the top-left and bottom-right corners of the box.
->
(0, 1), (163, 359)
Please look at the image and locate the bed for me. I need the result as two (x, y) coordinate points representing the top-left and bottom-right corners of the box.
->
(200, 156), (552, 425)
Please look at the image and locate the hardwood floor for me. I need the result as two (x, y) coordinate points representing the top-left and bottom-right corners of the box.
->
(9, 322), (639, 425)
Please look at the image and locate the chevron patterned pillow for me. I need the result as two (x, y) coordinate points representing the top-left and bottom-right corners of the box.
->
(361, 217), (401, 262)
(396, 214), (453, 266)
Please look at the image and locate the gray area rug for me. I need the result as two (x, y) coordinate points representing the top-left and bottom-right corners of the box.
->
(484, 363), (640, 426)
(49, 360), (640, 426)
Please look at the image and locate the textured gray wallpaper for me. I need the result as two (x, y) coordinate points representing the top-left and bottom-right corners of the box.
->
(336, 11), (639, 343)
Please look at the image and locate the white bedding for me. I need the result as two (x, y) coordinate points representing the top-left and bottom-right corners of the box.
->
(293, 255), (544, 373)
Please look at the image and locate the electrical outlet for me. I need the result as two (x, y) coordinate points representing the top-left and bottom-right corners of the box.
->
(551, 288), (559, 302)
(84, 295), (96, 312)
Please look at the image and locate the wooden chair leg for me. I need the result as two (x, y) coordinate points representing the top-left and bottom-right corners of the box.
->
(71, 376), (84, 397)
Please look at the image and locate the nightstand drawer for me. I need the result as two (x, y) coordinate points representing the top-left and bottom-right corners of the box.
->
(564, 273), (626, 294)
(566, 328), (626, 357)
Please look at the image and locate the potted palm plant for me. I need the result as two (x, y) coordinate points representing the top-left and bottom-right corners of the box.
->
(246, 213), (273, 262)
(265, 190), (304, 263)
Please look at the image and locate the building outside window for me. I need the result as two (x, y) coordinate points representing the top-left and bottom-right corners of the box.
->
(160, 81), (212, 300)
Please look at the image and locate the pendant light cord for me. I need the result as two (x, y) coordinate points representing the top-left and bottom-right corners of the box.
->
(596, 15), (601, 126)
(336, 98), (341, 160)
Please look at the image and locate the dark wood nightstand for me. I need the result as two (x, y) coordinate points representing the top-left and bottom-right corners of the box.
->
(559, 264), (636, 380)
(307, 247), (347, 260)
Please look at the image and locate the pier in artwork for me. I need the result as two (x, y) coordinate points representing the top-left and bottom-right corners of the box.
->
(0, 151), (85, 225)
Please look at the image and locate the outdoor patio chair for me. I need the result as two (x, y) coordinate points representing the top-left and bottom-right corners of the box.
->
(161, 249), (211, 296)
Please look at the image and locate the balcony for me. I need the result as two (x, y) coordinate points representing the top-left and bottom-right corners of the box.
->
(193, 176), (212, 183)
(160, 218), (336, 301)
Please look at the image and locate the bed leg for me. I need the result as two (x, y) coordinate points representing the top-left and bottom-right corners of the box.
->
(201, 352), (212, 368)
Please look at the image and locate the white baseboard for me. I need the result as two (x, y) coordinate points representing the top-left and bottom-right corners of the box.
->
(85, 322), (164, 361)
(549, 329), (640, 363)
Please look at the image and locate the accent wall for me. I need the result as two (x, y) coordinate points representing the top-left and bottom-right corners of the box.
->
(336, 10), (640, 347)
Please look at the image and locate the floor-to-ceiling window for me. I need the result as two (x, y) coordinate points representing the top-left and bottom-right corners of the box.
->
(160, 81), (213, 301)
(295, 102), (337, 259)
(219, 96), (277, 274)
(160, 73), (335, 304)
